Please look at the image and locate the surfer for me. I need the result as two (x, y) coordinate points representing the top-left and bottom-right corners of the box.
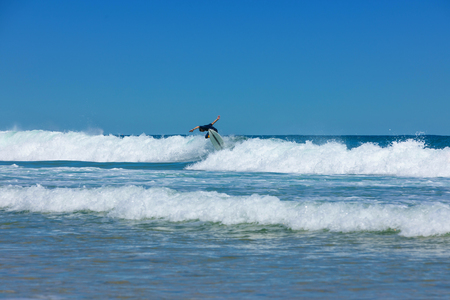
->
(189, 115), (220, 138)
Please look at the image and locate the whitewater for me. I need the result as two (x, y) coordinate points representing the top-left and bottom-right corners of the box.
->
(1, 130), (449, 177)
(1, 184), (449, 237)
(1, 130), (450, 298)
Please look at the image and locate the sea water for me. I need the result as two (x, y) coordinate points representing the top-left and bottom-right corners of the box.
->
(1, 131), (450, 298)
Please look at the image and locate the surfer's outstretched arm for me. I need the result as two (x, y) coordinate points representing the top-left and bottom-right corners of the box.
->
(211, 115), (220, 125)
(189, 126), (199, 132)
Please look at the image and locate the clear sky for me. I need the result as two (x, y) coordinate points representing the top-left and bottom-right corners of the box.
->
(1, 0), (449, 135)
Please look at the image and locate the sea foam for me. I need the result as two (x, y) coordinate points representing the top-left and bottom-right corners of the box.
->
(1, 131), (450, 177)
(0, 130), (208, 162)
(1, 185), (449, 237)
(189, 138), (450, 177)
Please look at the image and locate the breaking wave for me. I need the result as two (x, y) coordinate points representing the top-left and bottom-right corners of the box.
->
(1, 130), (449, 177)
(0, 130), (209, 162)
(189, 138), (450, 177)
(0, 185), (448, 237)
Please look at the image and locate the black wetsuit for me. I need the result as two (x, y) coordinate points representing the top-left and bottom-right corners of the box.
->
(199, 123), (218, 138)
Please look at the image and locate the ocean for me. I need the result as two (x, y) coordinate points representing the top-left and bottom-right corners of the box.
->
(1, 130), (450, 299)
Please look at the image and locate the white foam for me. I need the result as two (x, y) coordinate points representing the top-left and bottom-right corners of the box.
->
(0, 130), (209, 162)
(2, 131), (450, 177)
(1, 185), (449, 237)
(188, 138), (450, 177)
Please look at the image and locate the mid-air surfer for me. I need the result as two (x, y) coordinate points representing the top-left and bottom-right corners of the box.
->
(189, 115), (220, 138)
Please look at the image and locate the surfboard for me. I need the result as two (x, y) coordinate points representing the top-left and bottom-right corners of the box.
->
(208, 129), (224, 150)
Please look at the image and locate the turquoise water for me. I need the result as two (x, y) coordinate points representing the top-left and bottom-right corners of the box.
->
(1, 131), (450, 298)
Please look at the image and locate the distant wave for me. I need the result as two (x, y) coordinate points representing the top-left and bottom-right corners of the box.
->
(188, 138), (450, 177)
(0, 130), (209, 162)
(1, 185), (449, 237)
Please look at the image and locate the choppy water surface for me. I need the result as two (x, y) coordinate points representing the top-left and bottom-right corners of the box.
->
(1, 131), (450, 298)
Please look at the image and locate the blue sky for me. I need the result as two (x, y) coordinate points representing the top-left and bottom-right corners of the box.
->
(1, 0), (449, 135)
